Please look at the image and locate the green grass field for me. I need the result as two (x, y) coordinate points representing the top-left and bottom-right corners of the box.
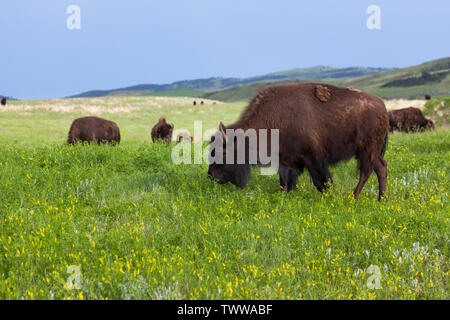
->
(0, 97), (448, 299)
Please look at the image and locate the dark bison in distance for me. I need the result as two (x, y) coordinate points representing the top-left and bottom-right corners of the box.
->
(67, 116), (120, 144)
(1, 98), (6, 106)
(151, 117), (173, 143)
(208, 83), (389, 200)
(388, 107), (434, 132)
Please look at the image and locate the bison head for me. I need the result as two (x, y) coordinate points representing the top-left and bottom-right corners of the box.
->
(418, 119), (435, 132)
(207, 122), (251, 189)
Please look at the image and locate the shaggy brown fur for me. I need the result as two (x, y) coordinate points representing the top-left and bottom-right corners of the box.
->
(388, 107), (434, 132)
(67, 116), (120, 145)
(1, 98), (6, 106)
(314, 85), (332, 102)
(208, 82), (389, 200)
(151, 117), (173, 143)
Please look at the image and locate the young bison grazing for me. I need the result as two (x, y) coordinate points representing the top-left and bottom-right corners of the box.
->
(67, 116), (121, 144)
(208, 83), (389, 200)
(388, 107), (434, 132)
(151, 117), (173, 143)
(1, 98), (6, 106)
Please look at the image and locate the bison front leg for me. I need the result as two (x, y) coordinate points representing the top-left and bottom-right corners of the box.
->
(278, 166), (299, 192)
(306, 160), (332, 193)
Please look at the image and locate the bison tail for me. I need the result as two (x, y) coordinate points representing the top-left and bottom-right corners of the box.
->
(67, 123), (75, 144)
(380, 132), (388, 157)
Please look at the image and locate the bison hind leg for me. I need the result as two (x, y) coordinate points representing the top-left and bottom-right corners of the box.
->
(353, 152), (374, 199)
(373, 155), (388, 200)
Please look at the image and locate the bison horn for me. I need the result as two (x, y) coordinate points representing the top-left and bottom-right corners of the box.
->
(219, 122), (228, 144)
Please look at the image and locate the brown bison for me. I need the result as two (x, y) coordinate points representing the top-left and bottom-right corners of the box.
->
(193, 101), (197, 106)
(1, 98), (6, 106)
(67, 116), (120, 144)
(151, 117), (173, 143)
(388, 107), (434, 132)
(425, 94), (431, 100)
(208, 83), (389, 200)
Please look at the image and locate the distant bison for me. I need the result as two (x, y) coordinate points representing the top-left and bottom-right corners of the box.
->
(1, 98), (6, 106)
(425, 94), (431, 100)
(200, 101), (204, 105)
(388, 107), (434, 132)
(176, 131), (194, 143)
(193, 101), (197, 106)
(151, 117), (173, 143)
(208, 83), (389, 200)
(67, 116), (120, 144)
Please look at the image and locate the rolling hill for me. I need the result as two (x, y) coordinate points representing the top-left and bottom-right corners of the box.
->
(68, 66), (389, 98)
(339, 57), (450, 98)
(68, 57), (450, 102)
(204, 57), (450, 102)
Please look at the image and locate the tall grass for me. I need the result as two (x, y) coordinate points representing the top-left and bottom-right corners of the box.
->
(0, 129), (448, 299)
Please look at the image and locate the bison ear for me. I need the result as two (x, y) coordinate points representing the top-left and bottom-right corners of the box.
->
(219, 122), (228, 144)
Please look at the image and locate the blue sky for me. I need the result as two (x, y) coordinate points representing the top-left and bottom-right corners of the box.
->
(1, 0), (449, 99)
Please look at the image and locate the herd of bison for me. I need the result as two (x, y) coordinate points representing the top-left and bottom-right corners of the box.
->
(5, 83), (436, 200)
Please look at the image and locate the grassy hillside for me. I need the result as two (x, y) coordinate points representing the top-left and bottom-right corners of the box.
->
(341, 57), (450, 98)
(68, 67), (389, 99)
(67, 57), (450, 102)
(203, 57), (450, 102)
(244, 66), (388, 83)
(201, 81), (292, 103)
(0, 97), (448, 299)
(109, 89), (205, 98)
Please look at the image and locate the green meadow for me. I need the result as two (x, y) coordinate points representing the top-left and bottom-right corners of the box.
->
(0, 97), (448, 299)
